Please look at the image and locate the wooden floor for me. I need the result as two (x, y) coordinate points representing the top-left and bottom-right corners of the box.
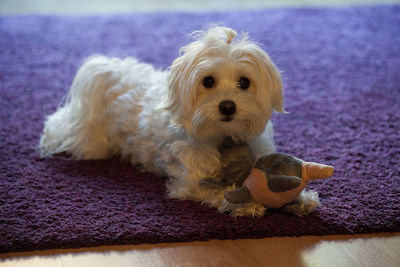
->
(1, 0), (400, 266)
(1, 233), (400, 266)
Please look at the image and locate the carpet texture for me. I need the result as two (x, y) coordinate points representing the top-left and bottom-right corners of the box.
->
(1, 5), (399, 253)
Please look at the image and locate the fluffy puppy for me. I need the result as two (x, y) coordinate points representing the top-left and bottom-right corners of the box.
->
(39, 26), (320, 217)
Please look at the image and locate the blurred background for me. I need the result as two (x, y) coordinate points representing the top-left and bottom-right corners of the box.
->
(1, 0), (400, 14)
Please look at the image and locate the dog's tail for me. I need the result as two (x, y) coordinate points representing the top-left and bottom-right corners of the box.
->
(39, 55), (135, 159)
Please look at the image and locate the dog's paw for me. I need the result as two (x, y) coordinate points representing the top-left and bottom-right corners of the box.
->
(280, 189), (321, 217)
(218, 199), (266, 218)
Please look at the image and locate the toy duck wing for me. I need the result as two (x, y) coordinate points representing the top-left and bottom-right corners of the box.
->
(267, 175), (302, 193)
(225, 186), (252, 204)
(254, 153), (303, 177)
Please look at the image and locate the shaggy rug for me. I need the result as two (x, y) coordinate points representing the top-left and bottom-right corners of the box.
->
(0, 5), (399, 253)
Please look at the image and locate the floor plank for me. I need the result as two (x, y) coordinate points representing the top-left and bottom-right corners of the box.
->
(1, 233), (399, 267)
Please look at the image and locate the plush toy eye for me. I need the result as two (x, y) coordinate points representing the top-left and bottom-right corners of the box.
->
(203, 76), (215, 89)
(238, 77), (250, 90)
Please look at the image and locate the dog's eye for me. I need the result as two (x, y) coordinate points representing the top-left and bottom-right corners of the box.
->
(203, 76), (215, 89)
(238, 77), (250, 90)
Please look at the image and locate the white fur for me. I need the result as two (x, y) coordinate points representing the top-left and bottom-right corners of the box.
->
(40, 26), (317, 217)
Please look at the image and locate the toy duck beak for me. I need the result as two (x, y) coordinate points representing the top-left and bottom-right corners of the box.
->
(302, 162), (334, 181)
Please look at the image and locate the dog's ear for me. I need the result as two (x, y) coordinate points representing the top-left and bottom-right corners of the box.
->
(165, 46), (201, 126)
(239, 42), (285, 114)
(256, 49), (285, 114)
(265, 57), (285, 113)
(165, 55), (185, 121)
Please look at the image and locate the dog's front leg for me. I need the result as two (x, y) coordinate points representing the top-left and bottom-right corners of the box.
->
(166, 140), (224, 205)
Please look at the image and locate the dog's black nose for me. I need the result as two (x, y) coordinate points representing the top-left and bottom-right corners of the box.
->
(219, 100), (236, 116)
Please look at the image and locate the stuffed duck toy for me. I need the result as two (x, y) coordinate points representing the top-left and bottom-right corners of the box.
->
(224, 152), (334, 209)
(198, 137), (334, 209)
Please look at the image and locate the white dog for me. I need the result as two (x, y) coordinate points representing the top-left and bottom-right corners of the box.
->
(39, 26), (320, 217)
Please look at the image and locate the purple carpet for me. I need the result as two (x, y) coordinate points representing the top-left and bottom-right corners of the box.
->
(1, 5), (399, 253)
